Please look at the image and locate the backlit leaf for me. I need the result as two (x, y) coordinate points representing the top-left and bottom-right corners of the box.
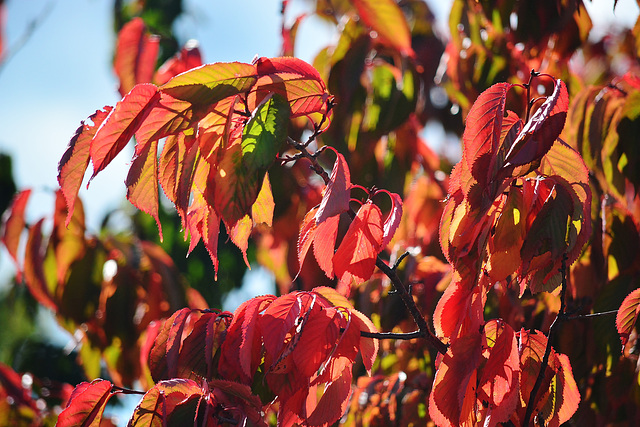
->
(148, 308), (190, 382)
(57, 379), (113, 427)
(333, 202), (384, 285)
(381, 191), (403, 249)
(503, 79), (569, 170)
(114, 17), (159, 96)
(90, 84), (160, 180)
(315, 152), (351, 224)
(126, 139), (161, 238)
(252, 173), (275, 227)
(128, 379), (202, 427)
(616, 288), (640, 348)
(154, 41), (203, 86)
(23, 218), (57, 312)
(313, 213), (340, 278)
(352, 0), (415, 58)
(160, 61), (257, 106)
(58, 108), (111, 225)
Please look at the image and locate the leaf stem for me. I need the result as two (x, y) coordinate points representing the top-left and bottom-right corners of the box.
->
(111, 385), (146, 395)
(523, 253), (568, 426)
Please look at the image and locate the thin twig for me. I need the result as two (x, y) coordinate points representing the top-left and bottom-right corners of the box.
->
(111, 385), (146, 395)
(567, 309), (618, 320)
(523, 254), (568, 426)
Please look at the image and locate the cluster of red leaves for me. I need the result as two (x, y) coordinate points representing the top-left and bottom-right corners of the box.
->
(53, 287), (377, 426)
(297, 148), (403, 288)
(430, 78), (590, 425)
(57, 51), (332, 277)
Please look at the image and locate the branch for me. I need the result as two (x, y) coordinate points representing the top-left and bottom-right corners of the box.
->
(523, 254), (568, 426)
(286, 122), (448, 354)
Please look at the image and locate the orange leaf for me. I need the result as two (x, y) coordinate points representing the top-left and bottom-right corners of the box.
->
(616, 288), (640, 348)
(126, 139), (162, 239)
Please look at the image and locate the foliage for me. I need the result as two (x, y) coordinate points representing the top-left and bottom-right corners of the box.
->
(2, 0), (640, 425)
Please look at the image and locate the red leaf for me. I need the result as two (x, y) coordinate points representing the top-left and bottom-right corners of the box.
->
(461, 82), (512, 193)
(148, 308), (191, 382)
(1, 189), (31, 278)
(306, 368), (353, 426)
(90, 84), (160, 180)
(291, 303), (339, 378)
(154, 41), (203, 86)
(297, 206), (319, 275)
(429, 332), (483, 426)
(126, 138), (161, 238)
(114, 17), (160, 96)
(616, 288), (640, 348)
(315, 152), (351, 224)
(252, 56), (331, 118)
(333, 202), (384, 285)
(58, 108), (111, 225)
(0, 362), (39, 413)
(219, 295), (276, 383)
(259, 293), (303, 367)
(313, 213), (340, 278)
(381, 191), (403, 249)
(503, 79), (569, 169)
(57, 379), (113, 427)
(352, 0), (415, 58)
(23, 218), (57, 312)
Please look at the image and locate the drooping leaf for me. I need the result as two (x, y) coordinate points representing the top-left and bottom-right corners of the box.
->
(313, 213), (340, 278)
(1, 189), (31, 277)
(133, 92), (193, 151)
(503, 79), (569, 170)
(58, 108), (111, 225)
(148, 308), (191, 382)
(616, 288), (640, 348)
(333, 202), (384, 285)
(219, 295), (276, 383)
(57, 379), (113, 427)
(315, 151), (351, 224)
(52, 189), (86, 285)
(160, 61), (257, 106)
(213, 94), (290, 225)
(90, 84), (160, 180)
(126, 139), (161, 238)
(114, 17), (160, 96)
(297, 206), (319, 274)
(259, 293), (303, 367)
(252, 173), (275, 227)
(351, 0), (415, 58)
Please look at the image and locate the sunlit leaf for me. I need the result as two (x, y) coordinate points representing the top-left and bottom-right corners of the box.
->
(57, 379), (113, 427)
(381, 191), (403, 249)
(333, 202), (384, 285)
(58, 108), (111, 225)
(126, 139), (161, 238)
(154, 41), (203, 86)
(315, 152), (351, 224)
(160, 61), (257, 106)
(90, 84), (160, 180)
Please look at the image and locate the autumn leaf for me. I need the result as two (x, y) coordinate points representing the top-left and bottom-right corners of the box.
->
(160, 61), (257, 106)
(333, 202), (384, 285)
(114, 17), (159, 96)
(154, 41), (203, 86)
(381, 191), (403, 249)
(148, 308), (191, 382)
(128, 379), (202, 427)
(126, 139), (161, 238)
(57, 379), (113, 427)
(90, 84), (160, 180)
(315, 151), (351, 224)
(351, 0), (415, 58)
(616, 288), (640, 348)
(58, 108), (111, 225)
(23, 218), (57, 312)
